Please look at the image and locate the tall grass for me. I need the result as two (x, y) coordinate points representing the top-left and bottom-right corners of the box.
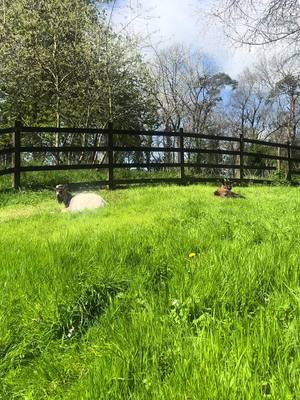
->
(0, 185), (299, 399)
(0, 167), (293, 192)
(0, 169), (182, 191)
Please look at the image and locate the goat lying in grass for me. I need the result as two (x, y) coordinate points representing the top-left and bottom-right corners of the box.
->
(55, 184), (107, 212)
(214, 179), (245, 198)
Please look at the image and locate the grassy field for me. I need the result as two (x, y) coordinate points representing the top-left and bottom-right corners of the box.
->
(0, 184), (299, 399)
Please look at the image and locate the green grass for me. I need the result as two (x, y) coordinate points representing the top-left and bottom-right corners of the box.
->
(0, 169), (183, 191)
(0, 167), (287, 192)
(0, 185), (299, 399)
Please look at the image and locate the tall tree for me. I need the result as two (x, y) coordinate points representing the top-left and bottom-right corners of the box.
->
(254, 55), (300, 142)
(151, 45), (236, 167)
(0, 0), (158, 166)
(271, 74), (300, 142)
(212, 0), (300, 48)
(0, 0), (98, 128)
(229, 69), (273, 140)
(0, 0), (157, 128)
(151, 45), (235, 134)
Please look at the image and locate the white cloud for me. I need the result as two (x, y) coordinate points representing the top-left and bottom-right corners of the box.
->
(108, 0), (268, 78)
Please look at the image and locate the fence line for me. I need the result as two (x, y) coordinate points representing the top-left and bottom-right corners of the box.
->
(0, 120), (298, 189)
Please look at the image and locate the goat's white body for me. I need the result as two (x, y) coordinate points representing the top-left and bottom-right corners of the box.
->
(66, 193), (106, 212)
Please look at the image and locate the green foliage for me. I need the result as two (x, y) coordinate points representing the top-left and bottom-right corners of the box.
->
(0, 0), (158, 129)
(0, 185), (299, 399)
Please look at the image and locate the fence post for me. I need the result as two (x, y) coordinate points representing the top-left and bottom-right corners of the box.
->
(107, 121), (114, 190)
(179, 127), (185, 183)
(277, 146), (281, 172)
(239, 133), (244, 182)
(12, 120), (22, 189)
(287, 141), (292, 182)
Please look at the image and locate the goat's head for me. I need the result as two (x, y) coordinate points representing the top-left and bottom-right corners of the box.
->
(55, 184), (68, 204)
(222, 179), (232, 191)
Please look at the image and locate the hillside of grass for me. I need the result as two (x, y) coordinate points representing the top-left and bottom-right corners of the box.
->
(0, 185), (299, 399)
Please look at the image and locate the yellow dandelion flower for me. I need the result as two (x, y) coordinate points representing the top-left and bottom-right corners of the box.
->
(189, 252), (196, 258)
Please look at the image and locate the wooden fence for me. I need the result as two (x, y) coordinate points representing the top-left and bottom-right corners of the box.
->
(0, 121), (300, 189)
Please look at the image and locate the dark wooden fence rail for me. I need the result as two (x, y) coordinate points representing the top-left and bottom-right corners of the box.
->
(0, 121), (299, 189)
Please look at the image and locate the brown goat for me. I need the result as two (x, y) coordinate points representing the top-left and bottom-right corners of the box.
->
(214, 179), (245, 198)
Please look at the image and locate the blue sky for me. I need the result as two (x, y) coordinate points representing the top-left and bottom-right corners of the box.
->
(104, 0), (268, 78)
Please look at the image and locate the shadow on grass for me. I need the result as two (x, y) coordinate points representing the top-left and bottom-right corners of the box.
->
(54, 280), (128, 340)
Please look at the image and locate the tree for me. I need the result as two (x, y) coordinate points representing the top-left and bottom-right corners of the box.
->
(271, 74), (300, 142)
(0, 0), (98, 128)
(0, 0), (158, 165)
(0, 0), (158, 128)
(228, 69), (273, 140)
(253, 54), (300, 142)
(212, 0), (300, 48)
(151, 45), (236, 168)
(151, 45), (235, 134)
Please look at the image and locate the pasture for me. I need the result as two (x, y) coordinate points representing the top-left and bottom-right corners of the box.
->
(0, 185), (299, 399)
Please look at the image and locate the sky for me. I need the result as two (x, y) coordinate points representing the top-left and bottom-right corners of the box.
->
(105, 0), (269, 78)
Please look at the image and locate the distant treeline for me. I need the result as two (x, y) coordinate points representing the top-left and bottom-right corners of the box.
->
(1, 0), (300, 156)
